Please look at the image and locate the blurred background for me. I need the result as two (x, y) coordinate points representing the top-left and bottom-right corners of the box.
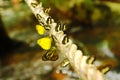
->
(0, 0), (120, 80)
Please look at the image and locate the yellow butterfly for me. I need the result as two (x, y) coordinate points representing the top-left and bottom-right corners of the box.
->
(37, 37), (52, 50)
(36, 24), (45, 35)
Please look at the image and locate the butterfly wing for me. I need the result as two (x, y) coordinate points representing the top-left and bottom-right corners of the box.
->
(42, 47), (59, 61)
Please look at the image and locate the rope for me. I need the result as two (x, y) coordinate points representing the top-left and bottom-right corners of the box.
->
(25, 0), (109, 80)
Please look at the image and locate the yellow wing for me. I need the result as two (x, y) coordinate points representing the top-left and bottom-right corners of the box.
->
(37, 37), (52, 50)
(36, 25), (45, 35)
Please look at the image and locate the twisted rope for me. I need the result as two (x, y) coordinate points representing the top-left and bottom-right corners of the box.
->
(25, 0), (108, 80)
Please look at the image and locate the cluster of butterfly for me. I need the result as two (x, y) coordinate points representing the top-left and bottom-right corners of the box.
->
(31, 1), (70, 68)
(33, 1), (111, 75)
(36, 17), (111, 75)
(36, 21), (67, 62)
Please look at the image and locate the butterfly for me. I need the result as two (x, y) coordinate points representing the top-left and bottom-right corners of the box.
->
(97, 64), (111, 74)
(36, 24), (45, 35)
(37, 37), (52, 50)
(61, 58), (70, 67)
(42, 47), (59, 61)
(55, 23), (67, 32)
